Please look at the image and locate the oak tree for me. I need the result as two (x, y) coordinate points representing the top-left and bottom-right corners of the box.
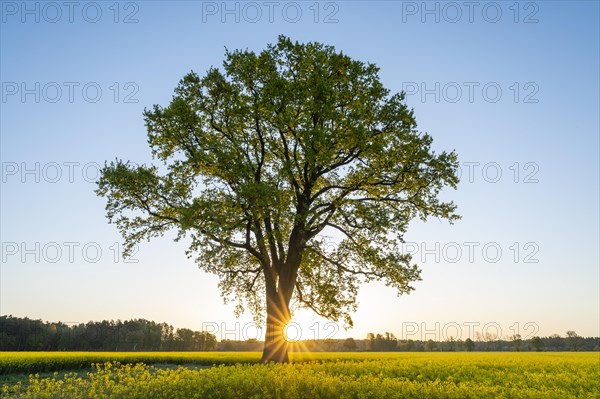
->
(96, 36), (459, 363)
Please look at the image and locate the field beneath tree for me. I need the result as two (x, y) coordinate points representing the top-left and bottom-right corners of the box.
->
(1, 352), (598, 398)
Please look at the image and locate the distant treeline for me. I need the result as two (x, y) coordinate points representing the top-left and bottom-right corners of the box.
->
(0, 316), (217, 351)
(222, 332), (600, 352)
(318, 332), (600, 352)
(1, 316), (598, 352)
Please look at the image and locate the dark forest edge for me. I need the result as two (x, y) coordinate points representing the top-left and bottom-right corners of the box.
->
(1, 316), (598, 352)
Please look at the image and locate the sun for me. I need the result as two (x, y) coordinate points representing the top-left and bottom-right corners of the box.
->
(283, 321), (303, 342)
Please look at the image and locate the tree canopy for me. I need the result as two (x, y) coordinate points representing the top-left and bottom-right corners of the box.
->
(97, 36), (459, 362)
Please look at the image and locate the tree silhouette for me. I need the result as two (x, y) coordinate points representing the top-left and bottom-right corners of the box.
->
(97, 36), (459, 363)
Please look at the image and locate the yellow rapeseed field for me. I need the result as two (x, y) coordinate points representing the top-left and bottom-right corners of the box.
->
(1, 352), (598, 398)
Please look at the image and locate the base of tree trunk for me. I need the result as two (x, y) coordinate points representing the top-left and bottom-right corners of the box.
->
(261, 341), (289, 363)
(261, 320), (290, 363)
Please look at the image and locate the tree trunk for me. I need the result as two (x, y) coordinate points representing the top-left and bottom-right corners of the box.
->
(260, 235), (303, 364)
(261, 292), (291, 363)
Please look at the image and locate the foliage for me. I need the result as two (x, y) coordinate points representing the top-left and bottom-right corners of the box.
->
(366, 332), (398, 351)
(3, 314), (598, 356)
(0, 316), (216, 352)
(96, 36), (460, 329)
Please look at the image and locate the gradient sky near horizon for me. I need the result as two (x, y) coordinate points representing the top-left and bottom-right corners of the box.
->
(1, 1), (598, 342)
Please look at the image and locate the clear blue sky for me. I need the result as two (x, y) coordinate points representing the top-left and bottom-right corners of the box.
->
(1, 1), (598, 342)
